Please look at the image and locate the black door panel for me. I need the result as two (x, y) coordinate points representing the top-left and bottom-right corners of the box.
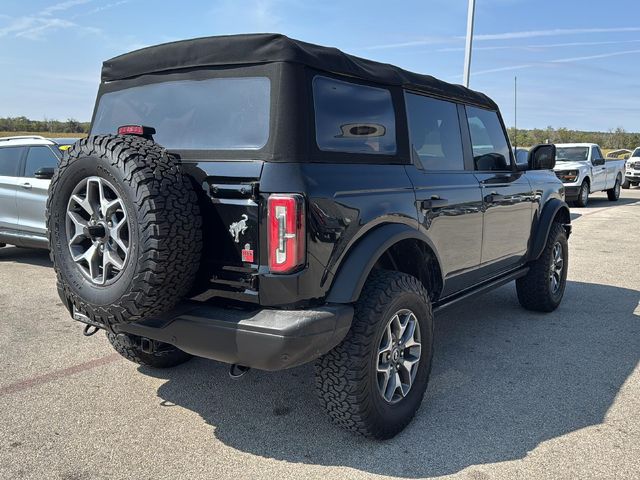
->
(406, 168), (484, 296)
(475, 172), (534, 275)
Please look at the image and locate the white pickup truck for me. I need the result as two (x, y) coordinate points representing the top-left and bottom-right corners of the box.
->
(553, 143), (626, 207)
(622, 147), (640, 189)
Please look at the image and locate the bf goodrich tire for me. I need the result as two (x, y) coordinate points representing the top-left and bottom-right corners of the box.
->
(575, 180), (589, 208)
(315, 270), (434, 439)
(516, 222), (568, 312)
(607, 176), (621, 201)
(46, 135), (202, 327)
(106, 332), (192, 368)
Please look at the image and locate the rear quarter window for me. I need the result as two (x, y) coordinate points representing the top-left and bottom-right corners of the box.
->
(312, 75), (396, 155)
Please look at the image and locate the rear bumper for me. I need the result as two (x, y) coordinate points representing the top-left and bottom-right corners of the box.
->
(114, 302), (353, 371)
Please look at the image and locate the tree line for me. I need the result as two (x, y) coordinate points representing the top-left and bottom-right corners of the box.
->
(1, 116), (639, 150)
(0, 116), (90, 134)
(508, 126), (639, 150)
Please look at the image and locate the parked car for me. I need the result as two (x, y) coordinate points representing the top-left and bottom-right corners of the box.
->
(46, 34), (571, 439)
(0, 135), (59, 249)
(553, 143), (625, 207)
(49, 138), (82, 152)
(622, 147), (640, 189)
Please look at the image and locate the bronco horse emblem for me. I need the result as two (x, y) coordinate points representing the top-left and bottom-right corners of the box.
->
(229, 214), (249, 243)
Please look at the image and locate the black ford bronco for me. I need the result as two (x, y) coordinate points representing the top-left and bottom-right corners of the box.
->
(47, 34), (570, 439)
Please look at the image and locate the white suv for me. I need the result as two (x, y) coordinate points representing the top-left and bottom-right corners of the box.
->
(0, 136), (62, 249)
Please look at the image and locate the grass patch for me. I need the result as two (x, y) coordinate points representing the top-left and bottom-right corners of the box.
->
(0, 131), (87, 138)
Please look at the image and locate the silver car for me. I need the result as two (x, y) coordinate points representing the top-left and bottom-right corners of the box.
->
(0, 136), (63, 249)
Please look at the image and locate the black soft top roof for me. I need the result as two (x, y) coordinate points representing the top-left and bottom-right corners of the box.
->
(102, 33), (497, 110)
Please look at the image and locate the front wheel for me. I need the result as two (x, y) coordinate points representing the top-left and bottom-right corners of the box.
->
(621, 178), (631, 189)
(516, 222), (568, 312)
(315, 270), (433, 439)
(607, 177), (621, 201)
(574, 180), (589, 207)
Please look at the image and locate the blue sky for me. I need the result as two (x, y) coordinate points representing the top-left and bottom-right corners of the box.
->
(1, 0), (639, 131)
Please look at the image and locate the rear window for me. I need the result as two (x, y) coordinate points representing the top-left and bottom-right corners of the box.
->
(91, 77), (270, 150)
(313, 75), (396, 155)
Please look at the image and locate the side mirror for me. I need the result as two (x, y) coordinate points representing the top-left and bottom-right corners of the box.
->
(528, 144), (556, 170)
(593, 157), (605, 166)
(34, 167), (55, 180)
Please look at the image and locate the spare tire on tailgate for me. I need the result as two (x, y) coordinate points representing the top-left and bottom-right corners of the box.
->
(46, 135), (202, 327)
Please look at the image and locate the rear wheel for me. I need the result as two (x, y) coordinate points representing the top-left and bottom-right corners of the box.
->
(516, 222), (568, 312)
(106, 332), (192, 368)
(315, 270), (433, 439)
(607, 176), (621, 201)
(574, 180), (589, 207)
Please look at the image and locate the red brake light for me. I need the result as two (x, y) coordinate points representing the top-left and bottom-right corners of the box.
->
(117, 125), (156, 138)
(118, 125), (144, 135)
(268, 194), (305, 274)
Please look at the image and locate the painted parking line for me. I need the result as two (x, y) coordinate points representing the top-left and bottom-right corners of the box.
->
(0, 353), (121, 398)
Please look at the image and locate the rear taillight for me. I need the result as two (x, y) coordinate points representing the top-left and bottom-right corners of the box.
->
(268, 194), (305, 274)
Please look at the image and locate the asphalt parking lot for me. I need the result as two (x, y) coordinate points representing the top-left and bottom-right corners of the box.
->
(1, 190), (639, 480)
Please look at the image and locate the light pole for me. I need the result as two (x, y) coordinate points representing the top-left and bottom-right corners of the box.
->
(463, 0), (476, 87)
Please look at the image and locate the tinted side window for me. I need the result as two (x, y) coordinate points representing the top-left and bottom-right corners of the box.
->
(0, 147), (24, 176)
(313, 75), (396, 155)
(405, 93), (464, 170)
(592, 146), (603, 160)
(466, 106), (512, 171)
(25, 146), (59, 178)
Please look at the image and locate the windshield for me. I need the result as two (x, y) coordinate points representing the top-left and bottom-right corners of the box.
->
(556, 146), (588, 162)
(91, 77), (271, 150)
(632, 148), (640, 158)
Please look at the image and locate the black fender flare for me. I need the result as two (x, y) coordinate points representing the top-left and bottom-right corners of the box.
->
(326, 223), (441, 304)
(527, 198), (571, 261)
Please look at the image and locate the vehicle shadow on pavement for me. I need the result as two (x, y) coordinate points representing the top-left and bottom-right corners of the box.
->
(570, 195), (639, 221)
(147, 281), (640, 478)
(0, 246), (51, 267)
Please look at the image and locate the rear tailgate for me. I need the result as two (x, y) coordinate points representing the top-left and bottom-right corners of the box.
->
(184, 160), (263, 302)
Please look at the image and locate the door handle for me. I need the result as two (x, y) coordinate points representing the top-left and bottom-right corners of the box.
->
(420, 196), (448, 209)
(21, 183), (32, 190)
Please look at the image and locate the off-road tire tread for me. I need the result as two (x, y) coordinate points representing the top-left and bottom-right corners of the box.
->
(516, 222), (567, 312)
(315, 270), (432, 439)
(46, 135), (202, 326)
(105, 332), (192, 368)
